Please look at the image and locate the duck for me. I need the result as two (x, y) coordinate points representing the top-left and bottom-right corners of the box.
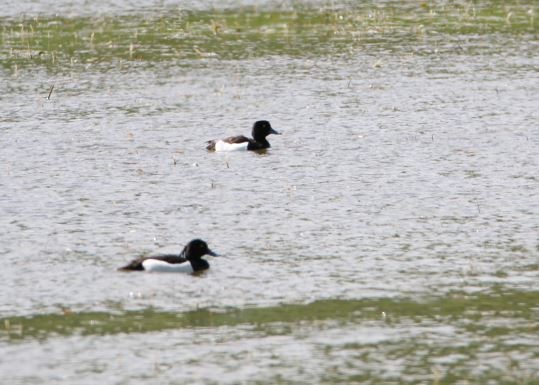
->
(118, 239), (219, 273)
(206, 120), (281, 151)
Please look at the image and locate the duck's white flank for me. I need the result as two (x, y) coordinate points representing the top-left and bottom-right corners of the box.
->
(142, 259), (194, 273)
(215, 140), (249, 152)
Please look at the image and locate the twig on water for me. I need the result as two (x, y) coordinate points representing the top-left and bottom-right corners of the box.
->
(47, 84), (55, 100)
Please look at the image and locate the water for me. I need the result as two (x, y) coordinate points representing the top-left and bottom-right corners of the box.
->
(1, 1), (538, 383)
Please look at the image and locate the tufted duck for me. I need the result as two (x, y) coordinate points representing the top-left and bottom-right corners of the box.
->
(206, 120), (281, 151)
(118, 239), (219, 273)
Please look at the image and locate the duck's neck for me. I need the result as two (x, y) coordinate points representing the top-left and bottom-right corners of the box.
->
(253, 136), (270, 148)
(189, 258), (210, 272)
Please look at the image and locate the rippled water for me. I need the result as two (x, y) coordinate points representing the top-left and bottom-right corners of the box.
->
(1, 1), (538, 383)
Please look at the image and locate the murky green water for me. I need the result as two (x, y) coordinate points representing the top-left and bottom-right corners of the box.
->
(1, 1), (538, 384)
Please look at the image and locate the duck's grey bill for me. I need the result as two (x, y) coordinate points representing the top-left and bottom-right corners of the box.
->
(207, 249), (220, 257)
(270, 128), (281, 135)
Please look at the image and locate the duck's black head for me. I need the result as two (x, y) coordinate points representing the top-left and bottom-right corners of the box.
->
(252, 120), (280, 141)
(182, 239), (218, 261)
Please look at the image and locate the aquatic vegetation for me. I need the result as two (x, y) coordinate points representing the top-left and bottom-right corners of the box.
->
(1, 1), (537, 71)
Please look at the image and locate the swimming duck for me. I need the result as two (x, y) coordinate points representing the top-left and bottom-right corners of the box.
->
(118, 239), (219, 273)
(206, 120), (281, 151)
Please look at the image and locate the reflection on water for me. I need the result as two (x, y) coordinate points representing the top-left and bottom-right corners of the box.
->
(0, 291), (539, 383)
(2, 289), (538, 341)
(1, 1), (538, 384)
(2, 291), (538, 383)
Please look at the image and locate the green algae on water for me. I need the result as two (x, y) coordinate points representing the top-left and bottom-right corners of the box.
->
(1, 1), (537, 71)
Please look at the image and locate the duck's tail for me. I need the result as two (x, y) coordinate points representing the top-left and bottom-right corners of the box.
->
(118, 258), (144, 271)
(206, 140), (216, 151)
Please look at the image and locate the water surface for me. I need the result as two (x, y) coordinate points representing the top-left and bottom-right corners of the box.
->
(1, 1), (538, 383)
